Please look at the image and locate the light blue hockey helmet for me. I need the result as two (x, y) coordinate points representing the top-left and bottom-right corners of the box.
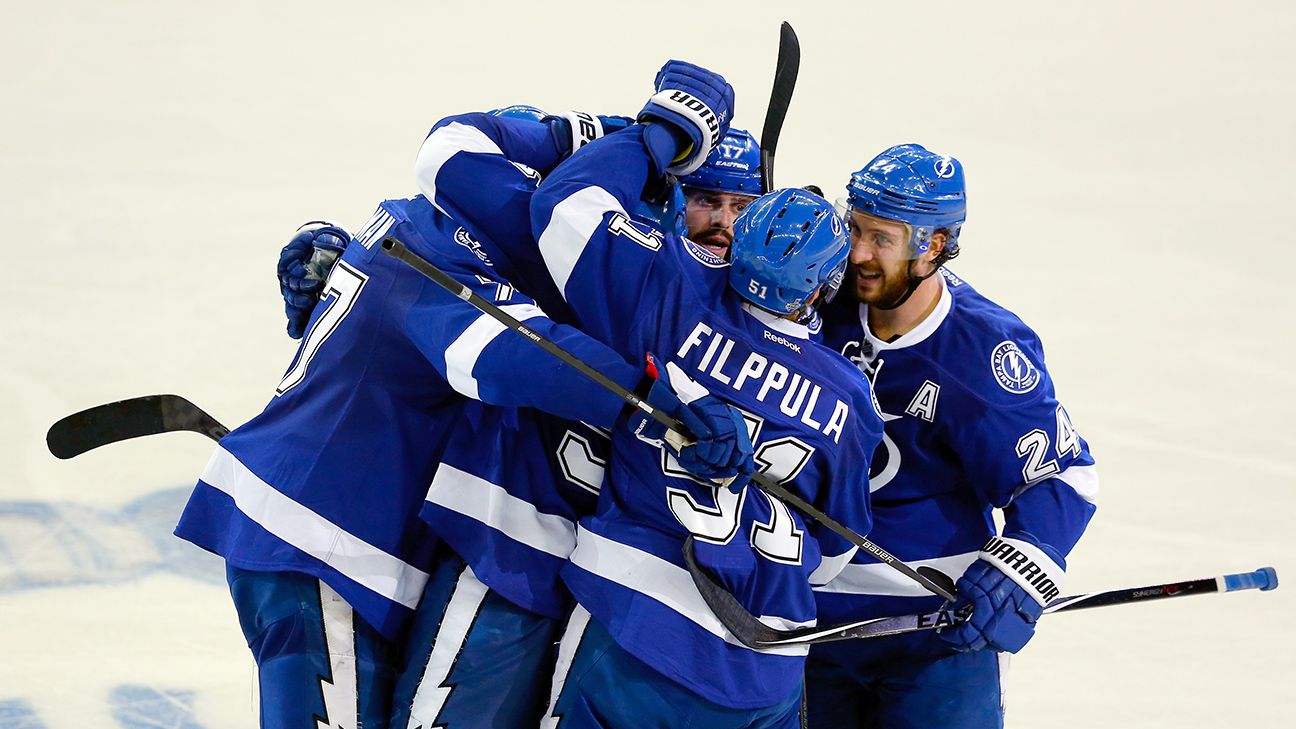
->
(843, 144), (966, 260)
(730, 188), (849, 316)
(679, 128), (763, 197)
(488, 104), (549, 123)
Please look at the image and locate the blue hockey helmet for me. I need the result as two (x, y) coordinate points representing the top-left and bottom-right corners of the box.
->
(730, 188), (849, 317)
(633, 183), (687, 236)
(488, 104), (549, 123)
(843, 144), (966, 260)
(679, 128), (763, 197)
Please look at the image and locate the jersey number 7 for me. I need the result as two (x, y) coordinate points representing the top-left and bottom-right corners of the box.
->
(277, 261), (369, 395)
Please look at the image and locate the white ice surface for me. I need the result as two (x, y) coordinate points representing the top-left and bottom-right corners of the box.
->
(1, 1), (1292, 726)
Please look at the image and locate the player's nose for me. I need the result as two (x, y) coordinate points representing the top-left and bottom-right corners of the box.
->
(850, 240), (875, 263)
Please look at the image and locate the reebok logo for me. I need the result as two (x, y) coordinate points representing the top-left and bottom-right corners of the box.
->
(762, 329), (802, 353)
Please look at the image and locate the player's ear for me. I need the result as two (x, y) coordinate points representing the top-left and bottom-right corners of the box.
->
(920, 231), (947, 272)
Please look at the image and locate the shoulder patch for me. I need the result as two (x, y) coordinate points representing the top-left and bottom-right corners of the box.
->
(681, 237), (729, 269)
(454, 227), (494, 267)
(510, 161), (542, 184)
(990, 340), (1040, 394)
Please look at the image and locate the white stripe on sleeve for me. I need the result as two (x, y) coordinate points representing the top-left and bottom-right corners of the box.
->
(1010, 462), (1100, 505)
(443, 303), (546, 400)
(1055, 463), (1100, 503)
(414, 122), (506, 216)
(535, 186), (625, 298)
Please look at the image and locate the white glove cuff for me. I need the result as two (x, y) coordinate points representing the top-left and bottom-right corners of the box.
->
(560, 111), (605, 153)
(663, 361), (711, 404)
(978, 536), (1066, 607)
(643, 90), (721, 176)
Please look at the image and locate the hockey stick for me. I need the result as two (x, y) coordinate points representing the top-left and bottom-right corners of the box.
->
(760, 22), (800, 193)
(687, 541), (1278, 648)
(46, 394), (229, 458)
(379, 236), (956, 602)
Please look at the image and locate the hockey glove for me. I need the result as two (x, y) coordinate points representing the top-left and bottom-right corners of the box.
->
(629, 353), (754, 483)
(277, 221), (350, 339)
(940, 533), (1066, 654)
(638, 60), (734, 177)
(546, 112), (634, 159)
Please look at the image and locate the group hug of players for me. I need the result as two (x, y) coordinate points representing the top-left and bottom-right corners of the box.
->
(174, 60), (1098, 728)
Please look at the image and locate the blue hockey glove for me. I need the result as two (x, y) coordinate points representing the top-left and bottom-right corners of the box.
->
(638, 60), (734, 176)
(629, 353), (754, 483)
(546, 111), (635, 158)
(940, 533), (1066, 654)
(277, 221), (350, 339)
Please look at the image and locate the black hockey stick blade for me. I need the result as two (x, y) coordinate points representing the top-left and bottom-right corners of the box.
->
(760, 21), (800, 193)
(683, 536), (964, 648)
(47, 394), (229, 459)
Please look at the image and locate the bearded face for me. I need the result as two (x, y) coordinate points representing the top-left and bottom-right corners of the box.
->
(683, 188), (757, 259)
(845, 210), (918, 304)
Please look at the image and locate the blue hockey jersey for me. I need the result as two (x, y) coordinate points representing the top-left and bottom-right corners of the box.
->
(421, 403), (608, 619)
(529, 126), (884, 709)
(174, 194), (642, 639)
(410, 112), (614, 620)
(814, 268), (1099, 623)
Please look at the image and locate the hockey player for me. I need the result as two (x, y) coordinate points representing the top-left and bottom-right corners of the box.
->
(172, 117), (753, 726)
(527, 61), (884, 728)
(268, 106), (763, 728)
(807, 145), (1099, 728)
(387, 106), (698, 729)
(389, 109), (770, 729)
(636, 126), (764, 259)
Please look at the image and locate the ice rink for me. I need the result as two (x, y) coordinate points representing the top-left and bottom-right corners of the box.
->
(2, 1), (1293, 726)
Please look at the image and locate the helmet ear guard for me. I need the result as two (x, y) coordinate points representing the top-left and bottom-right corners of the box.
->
(729, 188), (850, 318)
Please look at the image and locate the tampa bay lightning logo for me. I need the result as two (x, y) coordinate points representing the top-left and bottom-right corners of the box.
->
(934, 158), (956, 179)
(454, 227), (493, 267)
(990, 340), (1040, 394)
(830, 214), (843, 237)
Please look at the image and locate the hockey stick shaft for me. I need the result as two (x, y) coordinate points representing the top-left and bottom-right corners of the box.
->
(379, 237), (955, 602)
(47, 394), (229, 458)
(760, 22), (800, 193)
(732, 566), (1279, 647)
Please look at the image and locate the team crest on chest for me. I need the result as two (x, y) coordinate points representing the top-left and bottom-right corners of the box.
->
(990, 340), (1040, 394)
